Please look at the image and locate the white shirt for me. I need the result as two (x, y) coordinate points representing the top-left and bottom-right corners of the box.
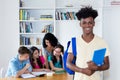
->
(68, 35), (110, 80)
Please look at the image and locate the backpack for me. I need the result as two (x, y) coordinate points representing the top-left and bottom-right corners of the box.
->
(63, 37), (77, 75)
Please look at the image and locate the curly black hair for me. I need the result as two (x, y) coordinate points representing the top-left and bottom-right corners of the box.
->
(42, 33), (58, 48)
(76, 6), (98, 20)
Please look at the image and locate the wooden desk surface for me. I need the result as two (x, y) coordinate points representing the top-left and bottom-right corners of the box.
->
(0, 73), (73, 80)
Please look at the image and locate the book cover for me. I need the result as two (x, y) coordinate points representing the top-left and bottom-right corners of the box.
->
(73, 12), (77, 20)
(26, 23), (31, 33)
(20, 10), (23, 20)
(69, 12), (74, 20)
(61, 12), (66, 20)
(55, 11), (59, 20)
(92, 48), (106, 66)
(30, 37), (33, 45)
(36, 37), (41, 45)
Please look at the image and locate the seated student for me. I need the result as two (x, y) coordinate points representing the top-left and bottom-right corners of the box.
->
(29, 46), (50, 72)
(48, 44), (64, 71)
(6, 46), (32, 78)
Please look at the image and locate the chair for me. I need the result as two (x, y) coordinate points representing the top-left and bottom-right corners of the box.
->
(0, 68), (4, 78)
(0, 67), (7, 78)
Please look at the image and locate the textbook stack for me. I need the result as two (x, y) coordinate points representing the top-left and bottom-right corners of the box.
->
(40, 15), (53, 20)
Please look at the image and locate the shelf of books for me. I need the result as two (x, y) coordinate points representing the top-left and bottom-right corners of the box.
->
(55, 10), (77, 20)
(19, 0), (55, 48)
(55, 7), (78, 21)
(55, 0), (79, 21)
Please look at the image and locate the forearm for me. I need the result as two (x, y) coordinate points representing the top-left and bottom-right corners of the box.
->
(67, 62), (82, 73)
(96, 64), (109, 71)
(32, 69), (48, 72)
(67, 53), (82, 73)
(82, 68), (95, 76)
(46, 63), (49, 69)
(67, 62), (95, 76)
(67, 53), (95, 76)
(45, 58), (49, 69)
(24, 70), (31, 74)
(15, 67), (27, 78)
(97, 56), (110, 71)
(33, 69), (42, 72)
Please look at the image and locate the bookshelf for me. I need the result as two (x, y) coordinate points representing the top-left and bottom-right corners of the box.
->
(19, 0), (55, 48)
(19, 0), (103, 49)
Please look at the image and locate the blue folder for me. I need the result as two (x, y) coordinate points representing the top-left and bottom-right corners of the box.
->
(92, 48), (106, 66)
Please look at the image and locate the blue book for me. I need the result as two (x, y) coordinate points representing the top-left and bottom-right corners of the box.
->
(92, 48), (106, 66)
(25, 37), (29, 45)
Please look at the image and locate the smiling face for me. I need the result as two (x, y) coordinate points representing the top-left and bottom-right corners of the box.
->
(80, 17), (95, 35)
(33, 50), (39, 59)
(53, 48), (61, 56)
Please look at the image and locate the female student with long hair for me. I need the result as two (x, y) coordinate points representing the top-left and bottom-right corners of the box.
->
(48, 44), (64, 71)
(29, 46), (50, 72)
(42, 33), (58, 68)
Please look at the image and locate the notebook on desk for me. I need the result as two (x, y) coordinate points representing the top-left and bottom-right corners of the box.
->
(32, 71), (54, 76)
(92, 48), (106, 66)
(55, 70), (65, 74)
(21, 73), (36, 78)
(21, 71), (55, 78)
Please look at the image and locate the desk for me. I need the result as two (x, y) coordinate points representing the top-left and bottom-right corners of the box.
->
(0, 73), (73, 80)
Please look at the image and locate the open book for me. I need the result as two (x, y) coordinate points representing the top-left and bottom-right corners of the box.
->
(21, 71), (55, 78)
(32, 71), (55, 76)
(32, 71), (46, 76)
(21, 73), (36, 78)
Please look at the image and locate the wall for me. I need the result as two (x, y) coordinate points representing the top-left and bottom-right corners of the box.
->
(103, 7), (120, 80)
(0, 0), (19, 77)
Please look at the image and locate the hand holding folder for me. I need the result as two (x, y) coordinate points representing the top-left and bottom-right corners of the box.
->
(92, 48), (106, 66)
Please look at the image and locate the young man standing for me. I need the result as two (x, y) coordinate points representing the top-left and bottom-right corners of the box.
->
(6, 46), (32, 78)
(67, 7), (110, 80)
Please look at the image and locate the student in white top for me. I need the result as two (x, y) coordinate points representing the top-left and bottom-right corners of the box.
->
(67, 6), (110, 80)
